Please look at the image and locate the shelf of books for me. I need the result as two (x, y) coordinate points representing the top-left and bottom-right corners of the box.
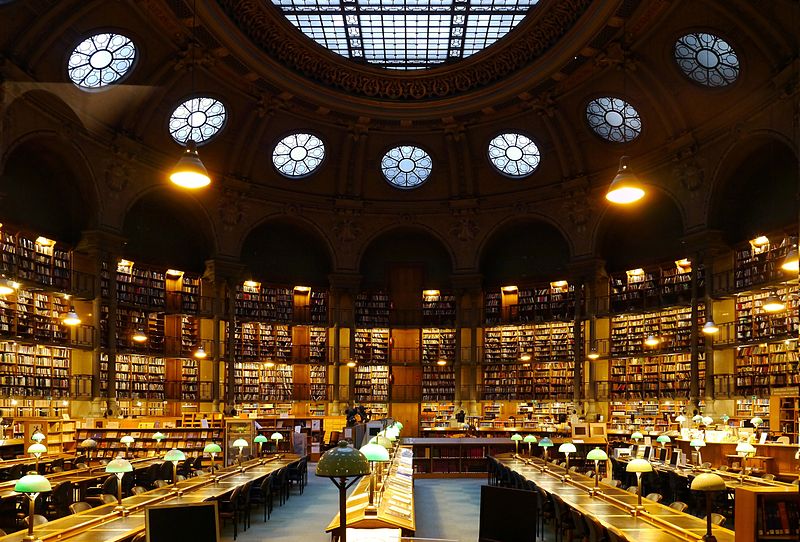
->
(609, 260), (702, 313)
(420, 402), (455, 429)
(608, 399), (698, 434)
(180, 359), (199, 401)
(777, 397), (799, 441)
(0, 287), (77, 345)
(422, 328), (456, 401)
(354, 291), (391, 327)
(734, 398), (770, 431)
(610, 353), (703, 398)
(102, 307), (165, 354)
(353, 328), (389, 363)
(484, 283), (577, 324)
(309, 290), (328, 324)
(0, 342), (70, 398)
(75, 425), (224, 459)
(232, 322), (293, 362)
(234, 282), (293, 322)
(735, 285), (799, 343)
(165, 270), (201, 314)
(100, 353), (166, 400)
(736, 341), (800, 396)
(422, 291), (456, 326)
(610, 305), (703, 357)
(734, 485), (800, 542)
(114, 259), (166, 309)
(409, 438), (515, 476)
(734, 235), (795, 291)
(262, 363), (293, 401)
(353, 365), (389, 402)
(0, 229), (71, 290)
(515, 401), (575, 429)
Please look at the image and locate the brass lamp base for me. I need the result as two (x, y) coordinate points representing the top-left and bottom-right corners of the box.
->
(22, 535), (41, 542)
(364, 506), (378, 516)
(114, 505), (130, 516)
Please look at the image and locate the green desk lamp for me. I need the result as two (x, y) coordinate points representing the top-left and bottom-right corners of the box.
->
(368, 435), (393, 450)
(80, 438), (97, 466)
(152, 432), (165, 445)
(105, 457), (133, 514)
(204, 442), (222, 479)
(385, 426), (400, 442)
(232, 438), (249, 469)
(393, 421), (404, 431)
(164, 448), (186, 494)
(690, 438), (706, 469)
(27, 443), (47, 475)
(736, 441), (756, 483)
(692, 414), (703, 426)
(691, 473), (726, 542)
(316, 442), (370, 542)
(253, 434), (267, 457)
(631, 431), (643, 446)
(538, 437), (553, 471)
(750, 417), (763, 430)
(120, 435), (135, 458)
(511, 433), (522, 456)
(587, 447), (608, 494)
(15, 474), (51, 542)
(558, 442), (577, 480)
(626, 458), (653, 512)
(359, 443), (390, 514)
(523, 434), (537, 456)
(270, 432), (284, 455)
(656, 434), (671, 451)
(702, 416), (714, 427)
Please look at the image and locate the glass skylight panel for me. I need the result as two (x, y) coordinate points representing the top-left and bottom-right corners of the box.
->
(674, 32), (739, 87)
(68, 33), (136, 89)
(488, 133), (540, 177)
(381, 146), (432, 189)
(169, 97), (227, 145)
(273, 133), (326, 178)
(271, 0), (538, 69)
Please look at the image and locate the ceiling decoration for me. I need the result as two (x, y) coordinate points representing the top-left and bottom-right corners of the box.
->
(381, 145), (432, 188)
(487, 132), (540, 177)
(271, 0), (538, 70)
(217, 0), (594, 100)
(168, 97), (228, 145)
(673, 32), (739, 87)
(585, 97), (642, 143)
(68, 33), (137, 89)
(272, 133), (326, 177)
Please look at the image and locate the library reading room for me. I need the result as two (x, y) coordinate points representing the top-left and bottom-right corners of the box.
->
(0, 1), (798, 541)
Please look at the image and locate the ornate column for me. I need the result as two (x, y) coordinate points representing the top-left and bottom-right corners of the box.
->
(451, 273), (483, 416)
(329, 273), (361, 415)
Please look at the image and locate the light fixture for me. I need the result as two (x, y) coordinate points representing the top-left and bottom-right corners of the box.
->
(656, 434), (671, 449)
(270, 432), (283, 454)
(166, 269), (184, 278)
(644, 335), (660, 347)
(120, 435), (135, 458)
(625, 458), (653, 510)
(35, 236), (55, 247)
(346, 360), (356, 368)
(690, 473), (726, 542)
(80, 438), (97, 466)
(511, 433), (522, 456)
(751, 235), (770, 247)
(204, 442), (222, 478)
(316, 442), (370, 542)
(105, 457), (133, 514)
(690, 438), (706, 468)
(782, 244), (799, 272)
(132, 329), (147, 343)
(169, 139), (211, 189)
(762, 292), (785, 313)
(253, 434), (268, 458)
(750, 416), (764, 429)
(586, 447), (608, 494)
(702, 416), (714, 427)
(501, 285), (518, 293)
(359, 443), (390, 514)
(538, 437), (553, 469)
(264, 361), (275, 368)
(233, 438), (249, 468)
(152, 432), (165, 443)
(523, 434), (537, 455)
(675, 414), (687, 425)
(243, 280), (260, 289)
(294, 285), (311, 293)
(558, 442), (577, 479)
(736, 441), (756, 483)
(62, 306), (81, 326)
(368, 435), (393, 449)
(27, 443), (47, 474)
(0, 279), (17, 295)
(30, 431), (45, 443)
(702, 320), (719, 334)
(14, 474), (51, 542)
(519, 353), (531, 362)
(422, 289), (440, 297)
(436, 359), (447, 366)
(194, 346), (207, 359)
(606, 156), (645, 204)
(631, 431), (643, 444)
(164, 448), (186, 493)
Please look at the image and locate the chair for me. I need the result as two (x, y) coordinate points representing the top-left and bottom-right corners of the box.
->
(157, 461), (174, 483)
(154, 480), (170, 488)
(776, 436), (790, 444)
(550, 494), (574, 542)
(218, 486), (243, 540)
(569, 508), (589, 542)
(602, 478), (621, 488)
(191, 455), (205, 474)
(69, 502), (92, 515)
(24, 514), (48, 527)
(86, 476), (118, 507)
(44, 480), (73, 519)
(717, 465), (729, 472)
(270, 467), (289, 506)
(322, 431), (340, 451)
(136, 462), (161, 489)
(668, 501), (688, 513)
(288, 458), (307, 494)
(585, 514), (608, 542)
(131, 486), (147, 495)
(645, 492), (663, 503)
(131, 532), (146, 542)
(250, 474), (273, 522)
(705, 513), (726, 526)
(762, 473), (775, 481)
(626, 486), (639, 495)
(239, 481), (253, 531)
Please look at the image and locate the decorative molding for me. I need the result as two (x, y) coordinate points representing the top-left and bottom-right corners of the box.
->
(672, 146), (705, 195)
(449, 216), (479, 243)
(218, 188), (245, 231)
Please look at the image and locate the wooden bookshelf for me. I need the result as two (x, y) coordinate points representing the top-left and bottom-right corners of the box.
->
(233, 322), (293, 361)
(734, 485), (800, 542)
(421, 291), (456, 326)
(420, 402), (455, 429)
(0, 228), (71, 290)
(610, 352), (704, 399)
(100, 353), (166, 400)
(0, 287), (73, 345)
(609, 260), (703, 312)
(234, 282), (294, 322)
(608, 399), (697, 434)
(735, 397), (771, 431)
(736, 341), (800, 396)
(353, 328), (389, 364)
(421, 328), (456, 401)
(114, 259), (166, 309)
(75, 425), (224, 459)
(0, 342), (70, 398)
(736, 285), (800, 343)
(353, 365), (389, 402)
(610, 305), (703, 357)
(734, 235), (795, 290)
(354, 291), (391, 327)
(776, 396), (800, 441)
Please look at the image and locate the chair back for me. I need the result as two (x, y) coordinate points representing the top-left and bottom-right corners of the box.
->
(707, 513), (726, 526)
(69, 502), (92, 515)
(668, 501), (688, 513)
(24, 514), (48, 527)
(645, 492), (663, 503)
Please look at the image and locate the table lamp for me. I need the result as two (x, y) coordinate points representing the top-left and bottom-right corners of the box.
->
(538, 437), (553, 471)
(253, 434), (267, 457)
(702, 416), (714, 427)
(690, 438), (706, 468)
(675, 414), (687, 427)
(27, 443), (47, 474)
(120, 435), (135, 458)
(270, 432), (283, 455)
(232, 438), (249, 468)
(30, 431), (45, 444)
(393, 422), (404, 431)
(316, 441), (370, 542)
(152, 431), (165, 444)
(359, 443), (390, 514)
(511, 433), (522, 456)
(720, 414), (730, 425)
(80, 438), (97, 466)
(558, 442), (577, 480)
(105, 457), (133, 514)
(656, 434), (671, 449)
(14, 474), (51, 542)
(385, 426), (400, 441)
(587, 447), (608, 494)
(750, 417), (763, 430)
(626, 458), (653, 511)
(204, 442), (222, 479)
(691, 472), (726, 542)
(523, 434), (537, 456)
(631, 431), (643, 445)
(735, 441), (756, 483)
(692, 414), (704, 426)
(368, 435), (393, 449)
(164, 448), (186, 494)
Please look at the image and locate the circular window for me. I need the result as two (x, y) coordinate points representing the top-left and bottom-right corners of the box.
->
(674, 32), (739, 87)
(381, 146), (432, 189)
(585, 97), (642, 143)
(67, 33), (136, 89)
(168, 97), (227, 145)
(273, 133), (326, 178)
(488, 133), (540, 177)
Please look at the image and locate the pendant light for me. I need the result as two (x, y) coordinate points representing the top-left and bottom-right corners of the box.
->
(132, 329), (148, 342)
(0, 278), (17, 295)
(193, 345), (207, 359)
(587, 347), (600, 360)
(606, 156), (645, 204)
(701, 320), (719, 335)
(62, 306), (81, 326)
(644, 335), (660, 347)
(762, 291), (785, 313)
(782, 243), (799, 272)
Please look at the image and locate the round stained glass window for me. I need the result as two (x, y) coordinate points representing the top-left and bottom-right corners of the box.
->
(68, 33), (136, 89)
(585, 97), (642, 143)
(488, 133), (540, 177)
(381, 146), (432, 189)
(168, 97), (227, 145)
(674, 32), (739, 87)
(272, 133), (326, 178)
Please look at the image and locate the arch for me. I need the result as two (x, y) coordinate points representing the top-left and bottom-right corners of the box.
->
(478, 217), (572, 286)
(708, 132), (798, 244)
(122, 187), (215, 273)
(0, 131), (99, 245)
(358, 226), (454, 289)
(240, 217), (334, 286)
(595, 188), (686, 272)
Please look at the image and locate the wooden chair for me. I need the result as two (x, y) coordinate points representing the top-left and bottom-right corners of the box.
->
(668, 501), (688, 513)
(24, 514), (48, 527)
(705, 513), (726, 526)
(131, 486), (147, 495)
(249, 474), (273, 522)
(130, 532), (146, 542)
(218, 486), (243, 540)
(645, 492), (663, 503)
(761, 473), (775, 481)
(626, 486), (639, 495)
(69, 502), (92, 515)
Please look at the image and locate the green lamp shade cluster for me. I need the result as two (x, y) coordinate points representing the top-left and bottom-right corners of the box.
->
(316, 441), (370, 477)
(368, 436), (393, 449)
(626, 458), (653, 473)
(80, 438), (97, 449)
(538, 437), (553, 448)
(523, 435), (537, 444)
(27, 443), (47, 456)
(203, 443), (222, 454)
(656, 435), (671, 444)
(152, 432), (165, 442)
(558, 442), (577, 454)
(587, 447), (608, 461)
(690, 439), (706, 448)
(232, 439), (249, 449)
(253, 435), (268, 444)
(164, 448), (186, 463)
(105, 458), (133, 473)
(31, 432), (46, 443)
(631, 432), (643, 440)
(270, 433), (283, 441)
(14, 474), (51, 494)
(690, 472), (726, 492)
(120, 435), (135, 445)
(359, 443), (390, 462)
(511, 434), (523, 442)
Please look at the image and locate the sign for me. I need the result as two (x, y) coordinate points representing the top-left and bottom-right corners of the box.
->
(772, 387), (799, 397)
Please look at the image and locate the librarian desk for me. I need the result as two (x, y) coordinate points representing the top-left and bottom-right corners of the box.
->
(0, 455), (300, 542)
(674, 440), (800, 477)
(496, 455), (736, 542)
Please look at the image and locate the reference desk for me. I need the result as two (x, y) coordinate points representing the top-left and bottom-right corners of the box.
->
(495, 455), (735, 542)
(0, 454), (300, 542)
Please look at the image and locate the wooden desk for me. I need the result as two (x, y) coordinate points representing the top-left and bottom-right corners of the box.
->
(675, 440), (800, 476)
(496, 455), (736, 542)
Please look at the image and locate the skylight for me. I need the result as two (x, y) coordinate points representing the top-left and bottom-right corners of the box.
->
(271, 0), (539, 70)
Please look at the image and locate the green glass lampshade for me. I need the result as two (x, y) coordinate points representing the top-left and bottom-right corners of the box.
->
(30, 432), (46, 443)
(558, 442), (577, 454)
(316, 441), (370, 478)
(631, 431), (644, 440)
(152, 432), (165, 442)
(359, 443), (390, 462)
(270, 432), (283, 441)
(253, 435), (268, 444)
(656, 435), (671, 444)
(511, 433), (523, 442)
(586, 447), (608, 461)
(385, 427), (400, 440)
(120, 435), (135, 445)
(105, 458), (133, 473)
(702, 416), (714, 426)
(736, 442), (756, 455)
(368, 436), (393, 449)
(164, 448), (186, 463)
(232, 439), (249, 449)
(523, 435), (537, 444)
(750, 417), (763, 427)
(27, 443), (47, 456)
(690, 472), (726, 492)
(203, 443), (222, 454)
(14, 474), (51, 494)
(720, 414), (730, 423)
(538, 437), (553, 448)
(394, 422), (404, 430)
(80, 438), (97, 449)
(692, 415), (703, 423)
(675, 415), (687, 424)
(690, 439), (706, 448)
(626, 458), (653, 473)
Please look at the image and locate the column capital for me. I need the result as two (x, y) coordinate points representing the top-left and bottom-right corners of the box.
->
(203, 258), (247, 284)
(76, 229), (126, 256)
(680, 229), (729, 258)
(328, 272), (362, 292)
(566, 257), (607, 282)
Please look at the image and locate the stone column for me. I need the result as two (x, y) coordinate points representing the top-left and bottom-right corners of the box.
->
(329, 273), (361, 414)
(451, 273), (483, 416)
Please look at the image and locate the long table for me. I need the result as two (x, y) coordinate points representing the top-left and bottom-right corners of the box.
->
(0, 455), (301, 542)
(496, 455), (736, 542)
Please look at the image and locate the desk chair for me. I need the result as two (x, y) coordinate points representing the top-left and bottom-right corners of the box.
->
(24, 515), (48, 528)
(69, 502), (92, 515)
(668, 501), (688, 512)
(645, 492), (663, 503)
(705, 513), (726, 526)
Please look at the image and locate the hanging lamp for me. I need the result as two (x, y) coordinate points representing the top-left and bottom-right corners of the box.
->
(62, 306), (81, 326)
(701, 320), (719, 334)
(762, 292), (785, 313)
(606, 156), (645, 204)
(132, 329), (148, 342)
(169, 140), (211, 189)
(782, 243), (799, 272)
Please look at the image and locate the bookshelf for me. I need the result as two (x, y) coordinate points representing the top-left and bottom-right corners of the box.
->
(115, 260), (166, 309)
(234, 282), (294, 322)
(165, 270), (201, 314)
(353, 365), (389, 402)
(422, 328), (456, 401)
(609, 260), (703, 312)
(0, 287), (73, 345)
(736, 341), (800, 396)
(735, 286), (800, 343)
(353, 328), (389, 363)
(75, 426), (224, 459)
(0, 342), (70, 398)
(734, 235), (795, 290)
(310, 290), (328, 324)
(0, 229), (71, 290)
(610, 305), (703, 357)
(261, 363), (293, 401)
(734, 485), (800, 542)
(420, 402), (455, 429)
(734, 398), (770, 430)
(607, 399), (699, 434)
(100, 353), (166, 400)
(610, 353), (704, 399)
(422, 291), (456, 326)
(354, 291), (391, 327)
(776, 397), (799, 441)
(180, 358), (199, 401)
(234, 361), (261, 402)
(232, 322), (293, 361)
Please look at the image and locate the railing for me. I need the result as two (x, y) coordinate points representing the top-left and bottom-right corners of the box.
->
(713, 374), (735, 399)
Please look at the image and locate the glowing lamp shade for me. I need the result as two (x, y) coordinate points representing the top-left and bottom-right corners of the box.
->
(169, 140), (211, 189)
(702, 321), (719, 334)
(626, 458), (653, 473)
(720, 414), (730, 423)
(105, 457), (133, 474)
(62, 307), (81, 326)
(15, 474), (51, 494)
(152, 432), (165, 442)
(691, 472), (727, 492)
(644, 335), (660, 346)
(204, 443), (222, 454)
(692, 415), (704, 424)
(587, 348), (600, 360)
(253, 435), (268, 444)
(316, 442), (370, 478)
(587, 447), (608, 461)
(631, 431), (643, 441)
(270, 432), (283, 441)
(538, 437), (553, 448)
(394, 422), (404, 430)
(736, 442), (756, 455)
(702, 416), (714, 426)
(31, 431), (46, 443)
(656, 435), (671, 445)
(80, 438), (97, 449)
(511, 434), (523, 441)
(690, 439), (706, 448)
(164, 448), (186, 463)
(194, 346), (207, 359)
(750, 417), (763, 427)
(120, 435), (135, 445)
(762, 294), (785, 313)
(606, 156), (645, 204)
(368, 436), (393, 449)
(675, 415), (687, 424)
(0, 280), (14, 295)
(558, 443), (577, 454)
(383, 427), (400, 441)
(359, 443), (390, 463)
(232, 439), (249, 449)
(523, 435), (537, 444)
(27, 443), (47, 456)
(782, 246), (799, 272)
